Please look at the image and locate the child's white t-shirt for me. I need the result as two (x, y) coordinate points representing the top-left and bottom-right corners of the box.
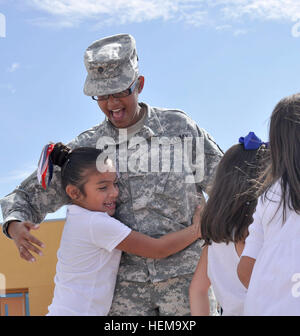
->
(242, 180), (300, 316)
(207, 242), (247, 316)
(47, 204), (131, 316)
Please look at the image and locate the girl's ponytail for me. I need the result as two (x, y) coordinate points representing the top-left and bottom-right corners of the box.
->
(38, 142), (110, 200)
(50, 142), (72, 168)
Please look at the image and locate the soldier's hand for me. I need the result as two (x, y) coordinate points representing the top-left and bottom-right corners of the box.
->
(192, 205), (203, 238)
(7, 221), (45, 262)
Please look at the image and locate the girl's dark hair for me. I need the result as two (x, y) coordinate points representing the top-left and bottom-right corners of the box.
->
(201, 143), (270, 245)
(260, 93), (300, 221)
(50, 143), (105, 197)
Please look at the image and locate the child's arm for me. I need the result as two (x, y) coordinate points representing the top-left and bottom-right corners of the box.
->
(116, 205), (202, 259)
(237, 199), (264, 288)
(189, 245), (211, 316)
(237, 256), (256, 289)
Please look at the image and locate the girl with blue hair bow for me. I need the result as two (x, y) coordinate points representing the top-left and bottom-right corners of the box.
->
(189, 132), (269, 316)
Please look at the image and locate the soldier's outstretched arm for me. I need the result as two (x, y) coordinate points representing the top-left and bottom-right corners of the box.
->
(0, 127), (97, 261)
(1, 166), (69, 261)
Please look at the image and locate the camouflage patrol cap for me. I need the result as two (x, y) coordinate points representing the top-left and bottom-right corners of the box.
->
(83, 34), (139, 96)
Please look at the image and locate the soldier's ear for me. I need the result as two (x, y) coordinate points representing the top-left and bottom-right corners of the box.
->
(66, 184), (82, 201)
(137, 76), (144, 93)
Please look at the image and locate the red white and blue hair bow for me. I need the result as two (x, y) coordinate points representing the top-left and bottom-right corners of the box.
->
(239, 132), (268, 150)
(37, 143), (55, 189)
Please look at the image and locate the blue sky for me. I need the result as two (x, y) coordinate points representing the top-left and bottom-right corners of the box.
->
(1, 0), (300, 222)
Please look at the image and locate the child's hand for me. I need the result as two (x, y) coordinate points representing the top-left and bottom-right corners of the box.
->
(192, 205), (203, 238)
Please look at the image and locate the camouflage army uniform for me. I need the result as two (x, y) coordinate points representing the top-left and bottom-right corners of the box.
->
(1, 101), (222, 315)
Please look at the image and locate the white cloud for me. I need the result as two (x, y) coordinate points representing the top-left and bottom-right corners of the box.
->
(28, 16), (77, 28)
(27, 0), (181, 27)
(179, 10), (209, 27)
(233, 28), (248, 36)
(220, 0), (300, 22)
(25, 0), (300, 29)
(291, 21), (300, 38)
(7, 62), (20, 73)
(215, 24), (232, 31)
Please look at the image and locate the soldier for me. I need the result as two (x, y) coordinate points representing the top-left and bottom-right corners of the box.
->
(1, 34), (223, 316)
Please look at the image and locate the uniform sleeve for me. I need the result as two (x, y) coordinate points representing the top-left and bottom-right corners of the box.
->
(241, 197), (265, 259)
(198, 127), (223, 193)
(89, 213), (131, 252)
(186, 123), (223, 194)
(1, 167), (68, 238)
(1, 126), (99, 238)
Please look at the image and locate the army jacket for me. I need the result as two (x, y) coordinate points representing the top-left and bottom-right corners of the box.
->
(1, 102), (223, 282)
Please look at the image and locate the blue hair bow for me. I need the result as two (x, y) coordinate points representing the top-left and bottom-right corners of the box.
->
(239, 132), (268, 150)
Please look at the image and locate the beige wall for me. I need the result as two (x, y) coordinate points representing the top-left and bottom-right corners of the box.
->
(0, 219), (65, 316)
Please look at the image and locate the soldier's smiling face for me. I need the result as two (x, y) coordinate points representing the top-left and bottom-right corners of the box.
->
(97, 76), (145, 128)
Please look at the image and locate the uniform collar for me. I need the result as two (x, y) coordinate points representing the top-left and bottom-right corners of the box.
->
(96, 102), (164, 144)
